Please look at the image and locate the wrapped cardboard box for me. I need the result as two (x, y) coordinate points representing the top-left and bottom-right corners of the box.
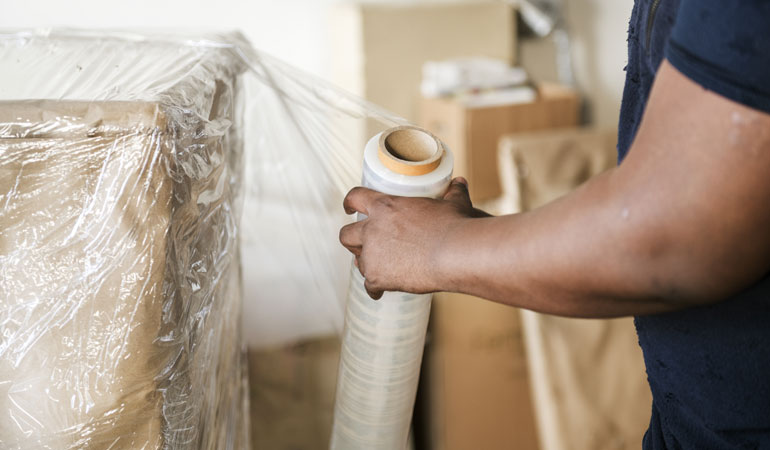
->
(0, 31), (248, 449)
(420, 84), (580, 202)
(0, 28), (418, 450)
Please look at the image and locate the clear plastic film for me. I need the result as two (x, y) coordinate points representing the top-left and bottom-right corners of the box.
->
(0, 30), (250, 449)
(331, 128), (453, 449)
(0, 29), (407, 448)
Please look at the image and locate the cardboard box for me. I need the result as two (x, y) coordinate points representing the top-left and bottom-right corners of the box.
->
(0, 33), (248, 449)
(420, 84), (580, 202)
(331, 1), (516, 134)
(418, 293), (540, 450)
(248, 338), (340, 450)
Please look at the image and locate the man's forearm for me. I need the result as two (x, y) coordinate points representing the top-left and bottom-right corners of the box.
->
(435, 62), (770, 318)
(435, 169), (682, 317)
(342, 63), (770, 314)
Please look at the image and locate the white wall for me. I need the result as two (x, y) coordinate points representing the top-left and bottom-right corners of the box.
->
(569, 0), (634, 127)
(0, 0), (334, 80)
(520, 0), (634, 127)
(0, 0), (506, 84)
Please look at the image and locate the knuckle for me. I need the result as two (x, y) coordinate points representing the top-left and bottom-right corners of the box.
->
(339, 224), (355, 245)
(347, 186), (365, 198)
(343, 187), (364, 209)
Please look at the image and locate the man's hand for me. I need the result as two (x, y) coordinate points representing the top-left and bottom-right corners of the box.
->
(339, 177), (490, 299)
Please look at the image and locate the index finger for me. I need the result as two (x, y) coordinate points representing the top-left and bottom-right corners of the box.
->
(343, 186), (384, 216)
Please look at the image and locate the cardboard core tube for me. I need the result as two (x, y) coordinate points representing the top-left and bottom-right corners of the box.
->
(378, 126), (443, 176)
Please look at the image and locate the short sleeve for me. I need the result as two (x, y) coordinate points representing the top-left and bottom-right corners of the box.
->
(665, 0), (770, 114)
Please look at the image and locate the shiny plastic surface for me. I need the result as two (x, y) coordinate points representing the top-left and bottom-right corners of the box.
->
(0, 29), (404, 449)
(0, 30), (250, 449)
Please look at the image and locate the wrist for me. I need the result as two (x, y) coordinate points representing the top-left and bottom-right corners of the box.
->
(429, 216), (474, 293)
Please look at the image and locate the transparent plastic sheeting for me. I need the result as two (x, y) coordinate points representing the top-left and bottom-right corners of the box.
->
(331, 131), (453, 449)
(0, 29), (404, 448)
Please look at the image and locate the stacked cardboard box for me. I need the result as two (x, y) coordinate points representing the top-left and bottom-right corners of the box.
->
(419, 293), (540, 450)
(420, 83), (580, 202)
(331, 1), (517, 137)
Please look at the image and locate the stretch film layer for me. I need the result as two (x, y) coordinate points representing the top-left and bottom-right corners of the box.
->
(330, 127), (453, 449)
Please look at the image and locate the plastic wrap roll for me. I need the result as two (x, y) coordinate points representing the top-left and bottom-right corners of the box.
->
(331, 126), (453, 449)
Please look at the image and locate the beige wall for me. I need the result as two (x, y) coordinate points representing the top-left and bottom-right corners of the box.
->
(521, 0), (635, 128)
(329, 0), (636, 130)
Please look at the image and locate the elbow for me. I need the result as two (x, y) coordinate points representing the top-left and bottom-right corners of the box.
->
(631, 229), (765, 308)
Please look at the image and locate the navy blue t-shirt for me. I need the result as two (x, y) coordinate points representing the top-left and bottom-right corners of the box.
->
(617, 1), (770, 448)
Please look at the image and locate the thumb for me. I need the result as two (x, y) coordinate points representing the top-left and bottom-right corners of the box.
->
(443, 177), (472, 207)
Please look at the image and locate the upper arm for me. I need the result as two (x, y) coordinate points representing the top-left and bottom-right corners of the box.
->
(617, 60), (770, 303)
(612, 1), (770, 304)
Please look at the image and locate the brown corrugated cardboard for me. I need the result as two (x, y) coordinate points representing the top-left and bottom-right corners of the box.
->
(0, 93), (245, 448)
(0, 101), (170, 448)
(248, 338), (340, 450)
(419, 293), (540, 450)
(420, 84), (580, 202)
